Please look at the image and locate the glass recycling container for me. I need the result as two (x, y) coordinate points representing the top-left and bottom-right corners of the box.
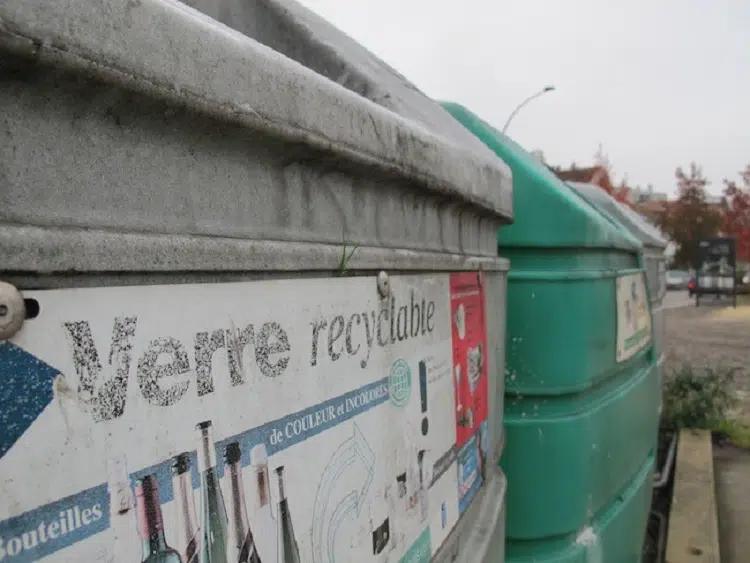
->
(567, 181), (668, 366)
(442, 103), (660, 563)
(0, 2), (513, 562)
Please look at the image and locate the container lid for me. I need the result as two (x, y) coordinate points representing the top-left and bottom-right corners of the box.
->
(181, 0), (502, 160)
(1, 0), (513, 231)
(567, 182), (668, 250)
(441, 103), (640, 252)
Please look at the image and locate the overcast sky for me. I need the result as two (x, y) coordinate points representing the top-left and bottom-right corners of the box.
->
(297, 0), (749, 196)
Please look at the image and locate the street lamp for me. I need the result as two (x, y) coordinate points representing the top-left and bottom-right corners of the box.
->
(501, 85), (555, 134)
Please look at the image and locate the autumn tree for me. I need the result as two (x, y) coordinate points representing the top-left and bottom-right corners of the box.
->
(658, 163), (722, 268)
(722, 165), (750, 263)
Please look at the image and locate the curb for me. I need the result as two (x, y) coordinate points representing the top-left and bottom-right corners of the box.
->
(665, 429), (720, 562)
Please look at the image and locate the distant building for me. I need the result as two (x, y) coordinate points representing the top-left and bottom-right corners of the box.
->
(553, 165), (678, 220)
(635, 199), (669, 224)
(553, 165), (614, 192)
(553, 165), (614, 193)
(628, 185), (668, 205)
(552, 165), (631, 204)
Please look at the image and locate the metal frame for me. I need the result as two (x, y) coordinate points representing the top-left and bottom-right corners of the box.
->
(695, 237), (737, 309)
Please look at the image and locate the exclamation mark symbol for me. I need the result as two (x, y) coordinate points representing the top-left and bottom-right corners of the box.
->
(419, 360), (428, 436)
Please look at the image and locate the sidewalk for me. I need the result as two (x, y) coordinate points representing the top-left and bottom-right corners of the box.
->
(664, 301), (750, 562)
(714, 444), (750, 563)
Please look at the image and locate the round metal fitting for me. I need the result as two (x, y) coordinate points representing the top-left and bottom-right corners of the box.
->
(0, 281), (25, 341)
(376, 271), (390, 298)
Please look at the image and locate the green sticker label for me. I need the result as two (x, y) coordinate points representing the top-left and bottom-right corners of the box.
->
(389, 359), (412, 407)
(400, 527), (432, 563)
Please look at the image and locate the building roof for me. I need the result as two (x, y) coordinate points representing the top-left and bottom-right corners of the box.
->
(553, 166), (614, 192)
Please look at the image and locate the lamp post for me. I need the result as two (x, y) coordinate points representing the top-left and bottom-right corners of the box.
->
(501, 85), (555, 134)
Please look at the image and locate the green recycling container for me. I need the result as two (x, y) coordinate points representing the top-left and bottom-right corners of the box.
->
(566, 181), (668, 364)
(442, 103), (659, 562)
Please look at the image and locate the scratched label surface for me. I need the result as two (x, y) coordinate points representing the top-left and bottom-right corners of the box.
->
(0, 274), (490, 562)
(615, 272), (653, 363)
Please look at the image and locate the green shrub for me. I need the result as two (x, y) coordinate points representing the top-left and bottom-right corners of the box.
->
(716, 419), (750, 449)
(662, 365), (738, 430)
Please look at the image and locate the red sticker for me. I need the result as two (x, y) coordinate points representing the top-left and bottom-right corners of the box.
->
(450, 272), (489, 449)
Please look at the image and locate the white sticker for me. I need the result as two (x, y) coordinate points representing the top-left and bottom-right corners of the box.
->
(0, 273), (490, 563)
(616, 273), (653, 362)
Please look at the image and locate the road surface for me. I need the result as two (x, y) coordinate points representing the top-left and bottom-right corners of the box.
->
(662, 289), (692, 310)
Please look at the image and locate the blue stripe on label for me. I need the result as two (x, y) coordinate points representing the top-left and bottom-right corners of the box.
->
(0, 343), (60, 459)
(457, 436), (483, 515)
(0, 486), (108, 562)
(430, 445), (458, 487)
(0, 377), (390, 562)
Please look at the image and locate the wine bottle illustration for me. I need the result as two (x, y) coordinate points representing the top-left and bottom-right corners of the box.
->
(196, 421), (230, 563)
(224, 442), (262, 563)
(369, 494), (390, 556)
(401, 424), (420, 512)
(275, 466), (301, 563)
(135, 474), (182, 562)
(172, 453), (200, 563)
(384, 484), (398, 549)
(107, 455), (140, 563)
(249, 444), (276, 562)
(416, 450), (429, 523)
(476, 431), (487, 481)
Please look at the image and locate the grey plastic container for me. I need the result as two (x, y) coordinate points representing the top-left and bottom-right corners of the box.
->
(567, 182), (668, 363)
(0, 0), (510, 561)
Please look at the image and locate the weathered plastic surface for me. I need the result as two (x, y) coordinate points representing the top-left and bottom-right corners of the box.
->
(0, 2), (512, 562)
(442, 103), (659, 563)
(567, 181), (668, 363)
(180, 0), (501, 157)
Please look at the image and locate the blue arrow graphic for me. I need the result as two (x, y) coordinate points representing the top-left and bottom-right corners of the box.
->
(312, 422), (376, 563)
(0, 342), (61, 458)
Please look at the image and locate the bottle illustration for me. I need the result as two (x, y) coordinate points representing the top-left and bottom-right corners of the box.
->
(457, 407), (474, 429)
(107, 455), (140, 563)
(196, 421), (230, 563)
(393, 423), (420, 513)
(249, 444), (276, 562)
(467, 344), (483, 394)
(455, 303), (466, 340)
(224, 442), (262, 563)
(476, 430), (487, 481)
(396, 472), (407, 501)
(135, 474), (182, 563)
(384, 484), (398, 549)
(369, 494), (390, 556)
(403, 426), (420, 512)
(416, 450), (429, 523)
(275, 466), (301, 563)
(172, 453), (200, 563)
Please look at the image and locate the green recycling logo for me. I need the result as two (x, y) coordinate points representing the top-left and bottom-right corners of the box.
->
(389, 359), (412, 407)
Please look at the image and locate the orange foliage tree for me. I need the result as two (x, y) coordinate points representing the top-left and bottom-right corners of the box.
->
(722, 166), (750, 263)
(658, 163), (722, 268)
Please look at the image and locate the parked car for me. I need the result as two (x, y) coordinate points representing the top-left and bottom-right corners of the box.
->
(666, 270), (689, 290)
(738, 270), (750, 295)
